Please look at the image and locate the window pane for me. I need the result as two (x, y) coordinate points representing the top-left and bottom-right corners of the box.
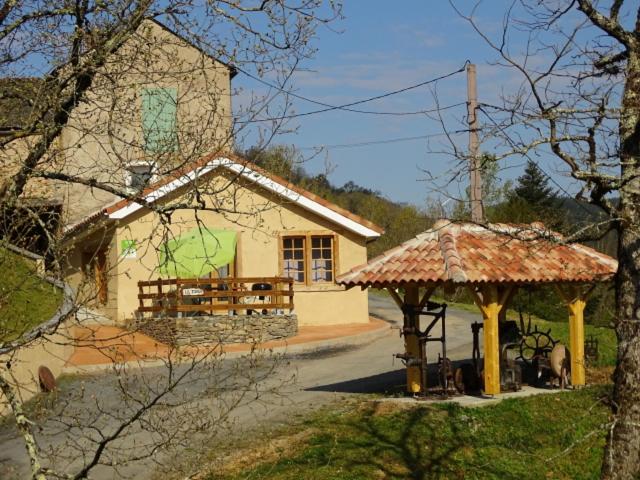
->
(309, 236), (333, 283)
(282, 237), (306, 283)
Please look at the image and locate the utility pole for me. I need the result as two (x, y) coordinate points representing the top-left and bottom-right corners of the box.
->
(467, 63), (484, 222)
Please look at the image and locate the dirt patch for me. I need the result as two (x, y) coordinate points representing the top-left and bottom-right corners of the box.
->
(358, 399), (436, 417)
(188, 428), (317, 479)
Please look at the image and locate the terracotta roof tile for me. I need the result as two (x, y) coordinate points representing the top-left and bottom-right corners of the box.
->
(337, 219), (617, 288)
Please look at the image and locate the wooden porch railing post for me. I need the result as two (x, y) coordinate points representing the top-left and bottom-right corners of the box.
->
(176, 278), (182, 316)
(289, 278), (294, 313)
(134, 277), (295, 316)
(138, 282), (144, 313)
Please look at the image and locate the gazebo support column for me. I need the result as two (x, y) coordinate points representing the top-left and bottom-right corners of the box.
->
(468, 284), (514, 395)
(404, 286), (422, 393)
(555, 284), (595, 387)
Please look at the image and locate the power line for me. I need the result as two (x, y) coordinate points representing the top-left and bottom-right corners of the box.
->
(235, 62), (469, 123)
(298, 129), (469, 150)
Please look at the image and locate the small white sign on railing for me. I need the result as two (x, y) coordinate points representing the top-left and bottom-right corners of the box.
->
(182, 288), (204, 296)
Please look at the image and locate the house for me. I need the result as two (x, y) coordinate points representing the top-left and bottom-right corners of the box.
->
(0, 20), (383, 329)
(61, 154), (382, 327)
(0, 19), (234, 229)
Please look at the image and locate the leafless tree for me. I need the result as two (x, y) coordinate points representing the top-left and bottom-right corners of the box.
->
(442, 1), (639, 478)
(0, 1), (341, 479)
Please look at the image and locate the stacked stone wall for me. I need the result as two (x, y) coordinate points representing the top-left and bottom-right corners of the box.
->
(129, 314), (297, 346)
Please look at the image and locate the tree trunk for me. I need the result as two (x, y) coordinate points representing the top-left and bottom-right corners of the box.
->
(601, 50), (640, 480)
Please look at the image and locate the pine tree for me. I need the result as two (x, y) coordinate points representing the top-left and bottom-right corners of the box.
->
(513, 160), (556, 208)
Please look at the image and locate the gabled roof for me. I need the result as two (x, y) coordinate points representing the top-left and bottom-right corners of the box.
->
(147, 19), (237, 78)
(337, 219), (617, 288)
(64, 154), (384, 240)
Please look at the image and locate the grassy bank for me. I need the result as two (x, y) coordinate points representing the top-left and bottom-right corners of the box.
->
(207, 386), (610, 480)
(0, 247), (62, 341)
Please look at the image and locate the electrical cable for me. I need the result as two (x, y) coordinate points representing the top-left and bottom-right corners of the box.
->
(235, 61), (469, 123)
(298, 129), (469, 151)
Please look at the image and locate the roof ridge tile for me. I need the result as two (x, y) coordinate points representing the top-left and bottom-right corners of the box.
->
(438, 224), (467, 283)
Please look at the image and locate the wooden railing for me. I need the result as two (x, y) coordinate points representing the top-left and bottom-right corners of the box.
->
(136, 276), (294, 317)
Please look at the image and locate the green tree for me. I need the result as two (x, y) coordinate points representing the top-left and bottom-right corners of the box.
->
(490, 160), (566, 230)
(243, 145), (306, 183)
(453, 154), (512, 221)
(513, 160), (557, 208)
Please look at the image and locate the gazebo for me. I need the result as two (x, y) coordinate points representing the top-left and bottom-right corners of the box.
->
(337, 220), (618, 395)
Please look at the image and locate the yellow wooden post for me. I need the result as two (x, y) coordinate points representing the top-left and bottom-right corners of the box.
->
(404, 285), (422, 393)
(568, 297), (586, 386)
(554, 284), (590, 387)
(467, 284), (513, 395)
(481, 285), (501, 395)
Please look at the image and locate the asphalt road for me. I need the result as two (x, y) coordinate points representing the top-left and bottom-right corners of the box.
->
(0, 294), (481, 479)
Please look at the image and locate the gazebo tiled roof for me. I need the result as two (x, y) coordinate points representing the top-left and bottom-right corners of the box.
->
(337, 220), (618, 288)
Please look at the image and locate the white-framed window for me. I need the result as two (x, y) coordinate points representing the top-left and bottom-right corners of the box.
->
(125, 163), (156, 191)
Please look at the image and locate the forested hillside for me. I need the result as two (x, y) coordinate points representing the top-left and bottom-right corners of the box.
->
(244, 146), (435, 258)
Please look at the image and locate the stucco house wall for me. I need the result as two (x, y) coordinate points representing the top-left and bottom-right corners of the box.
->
(55, 20), (234, 225)
(0, 20), (234, 227)
(108, 169), (371, 326)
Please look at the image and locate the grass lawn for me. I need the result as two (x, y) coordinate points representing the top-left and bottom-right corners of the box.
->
(0, 247), (63, 341)
(209, 386), (610, 480)
(185, 291), (618, 480)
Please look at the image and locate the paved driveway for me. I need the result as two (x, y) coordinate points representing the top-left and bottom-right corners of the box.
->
(0, 294), (480, 479)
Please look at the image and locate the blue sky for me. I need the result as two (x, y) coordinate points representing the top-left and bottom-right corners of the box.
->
(232, 1), (560, 207)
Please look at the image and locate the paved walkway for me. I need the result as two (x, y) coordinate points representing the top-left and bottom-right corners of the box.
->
(65, 317), (390, 369)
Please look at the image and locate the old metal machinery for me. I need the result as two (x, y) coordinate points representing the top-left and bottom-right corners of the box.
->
(515, 305), (558, 366)
(454, 322), (483, 394)
(498, 321), (523, 391)
(550, 343), (571, 388)
(532, 343), (572, 388)
(395, 300), (450, 396)
(585, 334), (599, 365)
(455, 320), (523, 393)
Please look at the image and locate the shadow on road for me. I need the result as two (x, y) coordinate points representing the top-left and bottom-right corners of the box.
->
(306, 358), (489, 396)
(306, 369), (406, 394)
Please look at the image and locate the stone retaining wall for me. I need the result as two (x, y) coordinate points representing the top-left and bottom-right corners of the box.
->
(129, 314), (298, 346)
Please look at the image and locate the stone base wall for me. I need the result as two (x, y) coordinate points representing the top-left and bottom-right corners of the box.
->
(129, 314), (298, 346)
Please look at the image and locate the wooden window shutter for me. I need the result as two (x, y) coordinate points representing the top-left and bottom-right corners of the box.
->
(141, 87), (178, 153)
